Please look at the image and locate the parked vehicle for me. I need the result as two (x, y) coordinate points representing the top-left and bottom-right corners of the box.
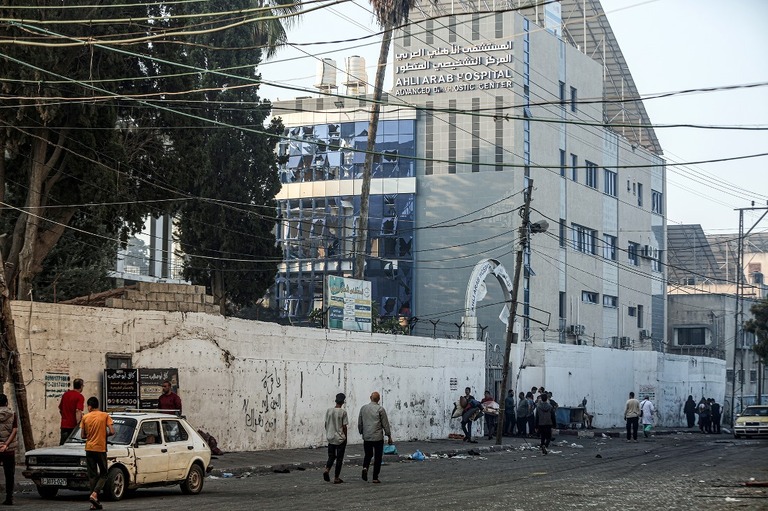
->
(733, 405), (768, 439)
(23, 412), (212, 500)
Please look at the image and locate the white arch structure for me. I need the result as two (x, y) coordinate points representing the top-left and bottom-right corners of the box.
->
(462, 258), (514, 340)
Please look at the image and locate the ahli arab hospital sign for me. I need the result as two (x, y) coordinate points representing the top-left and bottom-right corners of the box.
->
(393, 41), (514, 97)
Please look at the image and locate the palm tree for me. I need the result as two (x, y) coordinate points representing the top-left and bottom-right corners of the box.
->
(353, 0), (420, 279)
(252, 0), (302, 59)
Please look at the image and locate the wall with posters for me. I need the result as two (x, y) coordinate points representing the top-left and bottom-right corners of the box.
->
(9, 301), (484, 450)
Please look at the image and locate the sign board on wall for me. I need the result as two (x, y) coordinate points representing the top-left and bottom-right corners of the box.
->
(104, 369), (139, 410)
(325, 275), (372, 332)
(104, 368), (179, 411)
(45, 373), (70, 399)
(138, 368), (179, 409)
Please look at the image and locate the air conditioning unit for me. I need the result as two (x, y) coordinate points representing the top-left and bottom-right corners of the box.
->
(569, 324), (585, 336)
(611, 336), (620, 348)
(620, 336), (631, 348)
(639, 329), (651, 339)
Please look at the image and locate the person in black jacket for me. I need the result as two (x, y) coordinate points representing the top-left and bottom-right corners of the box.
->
(534, 393), (557, 455)
(683, 395), (696, 428)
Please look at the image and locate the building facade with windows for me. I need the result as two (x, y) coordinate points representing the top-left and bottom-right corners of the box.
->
(271, 0), (666, 351)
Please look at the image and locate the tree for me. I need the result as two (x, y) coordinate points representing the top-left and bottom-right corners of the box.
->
(746, 297), (768, 363)
(354, 0), (423, 279)
(1, 1), (296, 303)
(173, 0), (288, 314)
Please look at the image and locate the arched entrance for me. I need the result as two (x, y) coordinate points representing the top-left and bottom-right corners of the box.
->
(462, 258), (514, 341)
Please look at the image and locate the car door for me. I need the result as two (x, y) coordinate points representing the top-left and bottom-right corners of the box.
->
(134, 420), (169, 484)
(162, 419), (193, 480)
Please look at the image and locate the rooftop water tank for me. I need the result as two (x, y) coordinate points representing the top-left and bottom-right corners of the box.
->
(344, 55), (368, 95)
(315, 58), (338, 91)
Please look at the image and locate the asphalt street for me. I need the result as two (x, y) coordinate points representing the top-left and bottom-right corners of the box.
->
(11, 434), (768, 510)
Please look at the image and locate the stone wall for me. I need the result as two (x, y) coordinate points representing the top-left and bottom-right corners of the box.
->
(104, 282), (219, 314)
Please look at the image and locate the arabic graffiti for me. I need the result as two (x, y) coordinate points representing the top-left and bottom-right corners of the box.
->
(242, 368), (284, 434)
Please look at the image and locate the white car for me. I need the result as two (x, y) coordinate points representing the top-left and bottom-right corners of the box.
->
(23, 412), (212, 501)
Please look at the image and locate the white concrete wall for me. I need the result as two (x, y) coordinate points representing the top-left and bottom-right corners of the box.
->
(510, 342), (725, 428)
(10, 302), (484, 451)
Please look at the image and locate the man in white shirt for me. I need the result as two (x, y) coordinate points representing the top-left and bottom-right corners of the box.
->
(323, 393), (348, 484)
(640, 396), (656, 439)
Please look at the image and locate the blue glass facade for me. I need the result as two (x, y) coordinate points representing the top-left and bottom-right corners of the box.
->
(275, 120), (416, 324)
(278, 120), (415, 184)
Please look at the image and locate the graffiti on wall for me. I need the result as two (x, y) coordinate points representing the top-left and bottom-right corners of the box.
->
(243, 368), (283, 433)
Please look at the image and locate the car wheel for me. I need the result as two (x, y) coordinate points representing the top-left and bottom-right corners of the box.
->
(36, 485), (58, 499)
(180, 464), (205, 495)
(104, 467), (127, 501)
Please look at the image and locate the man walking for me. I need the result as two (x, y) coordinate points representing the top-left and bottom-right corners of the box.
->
(0, 394), (18, 505)
(624, 391), (640, 442)
(323, 393), (348, 484)
(358, 391), (393, 484)
(534, 393), (556, 455)
(81, 397), (115, 510)
(640, 395), (655, 438)
(58, 378), (84, 445)
(158, 380), (182, 414)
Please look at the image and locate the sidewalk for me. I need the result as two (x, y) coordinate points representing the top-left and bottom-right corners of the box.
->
(205, 426), (701, 477)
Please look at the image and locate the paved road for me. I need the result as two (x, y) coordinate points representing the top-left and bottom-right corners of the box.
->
(13, 434), (767, 510)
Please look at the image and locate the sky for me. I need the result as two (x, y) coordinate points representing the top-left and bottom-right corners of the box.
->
(258, 0), (768, 235)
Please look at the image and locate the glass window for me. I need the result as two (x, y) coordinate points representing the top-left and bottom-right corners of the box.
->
(137, 421), (161, 446)
(628, 306), (636, 317)
(571, 154), (577, 181)
(628, 242), (639, 266)
(603, 295), (617, 308)
(637, 183), (643, 207)
(559, 219), (566, 247)
(603, 234), (617, 260)
(162, 420), (189, 443)
(604, 169), (617, 196)
(560, 150), (566, 177)
(581, 291), (598, 304)
(652, 190), (663, 214)
(559, 81), (566, 106)
(637, 304), (644, 328)
(570, 86), (577, 112)
(585, 161), (598, 188)
(572, 224), (596, 254)
(676, 327), (706, 346)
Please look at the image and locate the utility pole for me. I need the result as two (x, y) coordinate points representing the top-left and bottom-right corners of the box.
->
(730, 205), (768, 425)
(496, 179), (534, 445)
(0, 253), (35, 450)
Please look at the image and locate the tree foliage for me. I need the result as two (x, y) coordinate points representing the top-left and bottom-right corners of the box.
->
(1, 1), (293, 310)
(746, 297), (768, 363)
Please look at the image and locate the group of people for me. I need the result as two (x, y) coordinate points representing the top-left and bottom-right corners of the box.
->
(322, 391), (393, 485)
(451, 386), (568, 453)
(623, 392), (656, 441)
(683, 395), (721, 434)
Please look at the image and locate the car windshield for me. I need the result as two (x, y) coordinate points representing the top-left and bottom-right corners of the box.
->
(65, 417), (137, 445)
(741, 407), (768, 417)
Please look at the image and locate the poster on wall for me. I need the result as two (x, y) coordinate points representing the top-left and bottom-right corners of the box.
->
(104, 369), (138, 411)
(45, 373), (70, 399)
(325, 275), (372, 332)
(138, 368), (179, 409)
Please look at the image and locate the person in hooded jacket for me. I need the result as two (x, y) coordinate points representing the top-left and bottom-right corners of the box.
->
(683, 395), (697, 428)
(534, 393), (557, 455)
